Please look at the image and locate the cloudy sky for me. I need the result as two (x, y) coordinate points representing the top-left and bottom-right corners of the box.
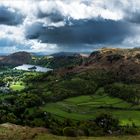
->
(0, 0), (140, 54)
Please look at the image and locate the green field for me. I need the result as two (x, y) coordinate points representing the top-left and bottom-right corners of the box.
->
(42, 95), (140, 126)
(10, 81), (25, 91)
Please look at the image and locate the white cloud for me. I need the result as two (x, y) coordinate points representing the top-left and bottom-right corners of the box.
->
(30, 40), (58, 52)
(37, 0), (123, 20)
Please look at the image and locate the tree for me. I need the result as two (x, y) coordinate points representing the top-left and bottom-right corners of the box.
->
(95, 113), (119, 132)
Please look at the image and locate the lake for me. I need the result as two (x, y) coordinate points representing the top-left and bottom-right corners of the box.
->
(14, 64), (53, 72)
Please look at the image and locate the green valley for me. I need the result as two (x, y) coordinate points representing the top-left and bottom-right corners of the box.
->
(0, 48), (140, 138)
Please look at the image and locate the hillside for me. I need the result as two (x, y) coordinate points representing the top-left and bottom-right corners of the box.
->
(58, 48), (140, 82)
(0, 52), (32, 66)
(31, 53), (85, 69)
(87, 48), (140, 70)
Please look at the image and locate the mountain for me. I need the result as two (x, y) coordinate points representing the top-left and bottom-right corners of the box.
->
(0, 51), (32, 66)
(86, 48), (140, 73)
(58, 48), (140, 81)
(31, 52), (49, 56)
(50, 52), (81, 57)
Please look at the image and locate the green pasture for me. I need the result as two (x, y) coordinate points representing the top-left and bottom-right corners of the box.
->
(42, 95), (140, 126)
(10, 81), (25, 91)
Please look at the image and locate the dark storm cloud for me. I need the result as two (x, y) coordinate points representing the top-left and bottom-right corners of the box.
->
(37, 9), (64, 22)
(26, 18), (133, 45)
(26, 22), (44, 39)
(124, 11), (140, 24)
(0, 5), (24, 25)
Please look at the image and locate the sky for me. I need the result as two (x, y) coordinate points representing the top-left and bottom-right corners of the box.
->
(0, 0), (140, 54)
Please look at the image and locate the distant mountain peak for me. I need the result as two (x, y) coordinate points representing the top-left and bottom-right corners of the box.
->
(50, 52), (80, 57)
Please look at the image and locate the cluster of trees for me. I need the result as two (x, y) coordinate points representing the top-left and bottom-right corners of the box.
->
(105, 83), (140, 105)
(22, 69), (140, 108)
(31, 55), (84, 69)
(48, 113), (121, 136)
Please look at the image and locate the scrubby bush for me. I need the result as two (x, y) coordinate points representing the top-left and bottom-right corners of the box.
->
(63, 127), (77, 137)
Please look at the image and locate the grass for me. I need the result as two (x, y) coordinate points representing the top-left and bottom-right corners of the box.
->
(10, 81), (25, 91)
(42, 102), (96, 120)
(42, 94), (140, 126)
(65, 95), (132, 108)
(36, 134), (140, 140)
(65, 95), (92, 104)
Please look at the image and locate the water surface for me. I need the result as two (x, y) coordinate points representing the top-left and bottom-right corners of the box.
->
(14, 64), (53, 72)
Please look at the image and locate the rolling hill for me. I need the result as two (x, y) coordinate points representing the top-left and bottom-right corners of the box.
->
(0, 51), (32, 66)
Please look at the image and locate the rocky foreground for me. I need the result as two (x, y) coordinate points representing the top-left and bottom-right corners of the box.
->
(0, 123), (140, 140)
